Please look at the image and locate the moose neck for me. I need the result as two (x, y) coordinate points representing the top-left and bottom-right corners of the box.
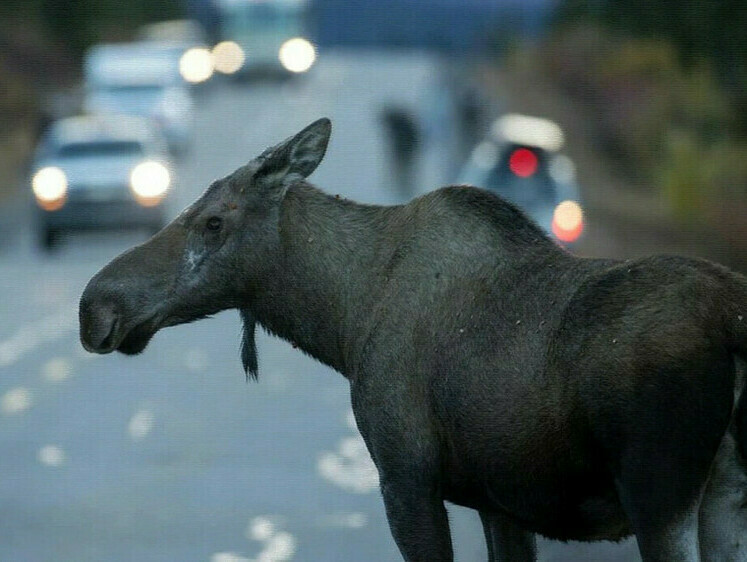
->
(248, 183), (390, 376)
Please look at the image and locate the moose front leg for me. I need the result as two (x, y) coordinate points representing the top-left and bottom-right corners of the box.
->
(479, 511), (537, 562)
(380, 480), (454, 562)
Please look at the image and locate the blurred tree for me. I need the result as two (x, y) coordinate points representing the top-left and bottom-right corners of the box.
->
(555, 0), (747, 134)
(39, 0), (184, 56)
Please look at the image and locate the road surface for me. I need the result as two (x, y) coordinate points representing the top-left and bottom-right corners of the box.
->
(0, 52), (640, 561)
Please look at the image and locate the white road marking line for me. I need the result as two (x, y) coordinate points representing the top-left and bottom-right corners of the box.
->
(42, 357), (73, 382)
(1, 387), (33, 415)
(247, 517), (276, 542)
(319, 512), (367, 529)
(0, 302), (77, 368)
(242, 516), (296, 562)
(317, 410), (379, 494)
(210, 553), (250, 562)
(37, 445), (65, 467)
(128, 409), (155, 441)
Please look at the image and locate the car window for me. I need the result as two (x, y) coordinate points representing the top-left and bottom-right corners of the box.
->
(483, 147), (558, 208)
(56, 141), (144, 159)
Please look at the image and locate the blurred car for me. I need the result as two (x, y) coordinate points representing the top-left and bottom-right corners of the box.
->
(214, 0), (316, 76)
(83, 42), (198, 153)
(459, 113), (585, 246)
(31, 114), (173, 250)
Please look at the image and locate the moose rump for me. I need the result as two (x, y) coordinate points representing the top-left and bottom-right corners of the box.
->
(79, 117), (747, 561)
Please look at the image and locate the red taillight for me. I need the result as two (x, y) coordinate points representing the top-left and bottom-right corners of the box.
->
(508, 148), (538, 178)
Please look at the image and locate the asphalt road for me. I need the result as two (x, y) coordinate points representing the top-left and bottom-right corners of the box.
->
(0, 52), (640, 561)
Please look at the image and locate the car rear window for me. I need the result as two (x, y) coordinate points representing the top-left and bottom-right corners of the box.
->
(56, 141), (144, 158)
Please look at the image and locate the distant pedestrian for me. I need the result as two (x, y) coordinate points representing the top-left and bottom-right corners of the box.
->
(379, 105), (420, 195)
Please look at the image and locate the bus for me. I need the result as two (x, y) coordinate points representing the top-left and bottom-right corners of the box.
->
(213, 0), (316, 75)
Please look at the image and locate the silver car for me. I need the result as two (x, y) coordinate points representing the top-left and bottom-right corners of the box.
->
(83, 42), (195, 154)
(31, 115), (174, 250)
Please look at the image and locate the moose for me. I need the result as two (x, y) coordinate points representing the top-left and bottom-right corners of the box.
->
(80, 118), (747, 561)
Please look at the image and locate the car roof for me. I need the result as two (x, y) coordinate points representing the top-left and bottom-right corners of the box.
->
(490, 114), (564, 152)
(46, 115), (156, 146)
(85, 41), (183, 87)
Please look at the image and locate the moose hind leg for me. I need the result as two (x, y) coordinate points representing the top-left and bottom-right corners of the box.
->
(699, 431), (747, 561)
(479, 511), (536, 562)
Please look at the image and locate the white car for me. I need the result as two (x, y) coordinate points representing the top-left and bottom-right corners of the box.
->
(459, 113), (585, 246)
(31, 115), (174, 249)
(83, 42), (196, 153)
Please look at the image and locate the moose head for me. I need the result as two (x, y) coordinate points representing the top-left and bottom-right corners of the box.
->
(79, 118), (332, 378)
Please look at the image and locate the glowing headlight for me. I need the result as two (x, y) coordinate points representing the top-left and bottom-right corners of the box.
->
(130, 161), (170, 204)
(212, 41), (245, 74)
(179, 48), (214, 84)
(279, 38), (316, 73)
(32, 167), (67, 204)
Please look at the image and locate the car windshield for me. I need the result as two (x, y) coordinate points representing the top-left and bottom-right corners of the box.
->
(88, 85), (165, 116)
(56, 140), (144, 159)
(462, 144), (558, 209)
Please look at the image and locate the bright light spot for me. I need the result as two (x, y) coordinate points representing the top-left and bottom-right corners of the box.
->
(179, 47), (214, 83)
(552, 200), (584, 243)
(130, 161), (170, 204)
(260, 532), (296, 561)
(184, 348), (208, 372)
(32, 167), (67, 209)
(493, 113), (564, 152)
(42, 357), (72, 382)
(549, 154), (576, 184)
(1, 387), (33, 415)
(128, 409), (154, 441)
(38, 445), (65, 467)
(210, 553), (250, 562)
(212, 41), (245, 74)
(508, 148), (539, 178)
(279, 38), (316, 73)
(247, 517), (276, 541)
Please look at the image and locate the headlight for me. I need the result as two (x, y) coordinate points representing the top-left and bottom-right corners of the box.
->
(130, 161), (170, 206)
(278, 38), (316, 73)
(212, 41), (245, 74)
(32, 167), (67, 210)
(551, 200), (584, 243)
(179, 48), (214, 84)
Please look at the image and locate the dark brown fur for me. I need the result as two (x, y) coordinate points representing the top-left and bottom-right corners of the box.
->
(80, 119), (747, 561)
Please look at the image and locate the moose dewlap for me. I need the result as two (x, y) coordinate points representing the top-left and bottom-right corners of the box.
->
(80, 118), (747, 562)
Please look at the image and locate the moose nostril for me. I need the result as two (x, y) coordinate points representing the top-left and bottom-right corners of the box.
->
(80, 301), (120, 353)
(97, 317), (119, 352)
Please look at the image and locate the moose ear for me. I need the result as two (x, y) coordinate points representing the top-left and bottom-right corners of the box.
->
(256, 118), (331, 185)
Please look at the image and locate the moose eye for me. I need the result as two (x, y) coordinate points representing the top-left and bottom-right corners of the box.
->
(206, 216), (222, 232)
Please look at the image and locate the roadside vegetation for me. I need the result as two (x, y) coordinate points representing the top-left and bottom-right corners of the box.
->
(541, 0), (747, 235)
